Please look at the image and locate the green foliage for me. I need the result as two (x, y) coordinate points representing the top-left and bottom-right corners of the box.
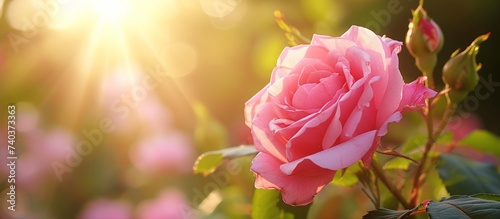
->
(427, 195), (500, 219)
(363, 208), (415, 219)
(193, 145), (258, 176)
(383, 157), (413, 170)
(364, 195), (500, 219)
(458, 130), (500, 157)
(471, 193), (500, 202)
(331, 163), (361, 187)
(251, 189), (311, 219)
(382, 132), (453, 171)
(437, 154), (500, 195)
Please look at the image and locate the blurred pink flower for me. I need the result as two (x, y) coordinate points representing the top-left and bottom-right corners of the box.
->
(136, 189), (196, 219)
(16, 128), (74, 192)
(135, 97), (172, 132)
(130, 132), (194, 174)
(17, 103), (39, 133)
(78, 198), (132, 219)
(100, 71), (172, 134)
(445, 113), (482, 142)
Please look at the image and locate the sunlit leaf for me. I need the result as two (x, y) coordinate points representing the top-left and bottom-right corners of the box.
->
(331, 171), (359, 187)
(274, 10), (310, 46)
(252, 189), (311, 219)
(401, 135), (427, 153)
(437, 154), (500, 195)
(427, 195), (500, 219)
(193, 145), (258, 176)
(194, 102), (228, 151)
(401, 132), (453, 154)
(331, 163), (361, 187)
(458, 130), (500, 157)
(383, 157), (412, 170)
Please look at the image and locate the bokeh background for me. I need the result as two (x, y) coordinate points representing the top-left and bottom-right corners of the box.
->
(0, 0), (499, 218)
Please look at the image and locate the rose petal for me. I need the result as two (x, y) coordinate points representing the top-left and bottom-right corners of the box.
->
(251, 152), (335, 206)
(399, 76), (437, 112)
(251, 103), (288, 162)
(311, 35), (357, 53)
(344, 46), (371, 81)
(281, 130), (377, 174)
(284, 102), (342, 160)
(375, 49), (404, 127)
(322, 106), (342, 149)
(277, 45), (309, 69)
(245, 84), (270, 127)
(378, 111), (402, 137)
(343, 76), (378, 138)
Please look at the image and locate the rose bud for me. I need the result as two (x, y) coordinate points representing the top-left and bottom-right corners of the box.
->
(405, 0), (444, 86)
(442, 33), (490, 103)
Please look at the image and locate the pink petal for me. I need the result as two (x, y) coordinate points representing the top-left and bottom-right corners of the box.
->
(375, 51), (403, 127)
(244, 84), (270, 127)
(343, 76), (378, 138)
(270, 66), (292, 83)
(322, 106), (342, 149)
(311, 34), (357, 52)
(344, 46), (371, 81)
(251, 103), (288, 162)
(381, 36), (403, 54)
(251, 152), (335, 206)
(285, 106), (336, 160)
(398, 76), (437, 112)
(377, 112), (403, 137)
(280, 130), (377, 174)
(277, 45), (329, 70)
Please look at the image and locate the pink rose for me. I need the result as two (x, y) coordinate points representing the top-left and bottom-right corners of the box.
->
(245, 26), (436, 206)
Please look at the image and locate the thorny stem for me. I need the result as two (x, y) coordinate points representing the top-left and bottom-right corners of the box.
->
(409, 95), (456, 207)
(371, 159), (411, 209)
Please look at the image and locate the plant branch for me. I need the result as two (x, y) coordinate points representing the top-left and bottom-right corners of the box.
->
(371, 159), (411, 209)
(409, 96), (456, 207)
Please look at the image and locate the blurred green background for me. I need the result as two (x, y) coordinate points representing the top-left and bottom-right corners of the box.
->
(0, 0), (499, 218)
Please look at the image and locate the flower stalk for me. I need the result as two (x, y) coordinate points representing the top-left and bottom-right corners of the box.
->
(371, 160), (411, 209)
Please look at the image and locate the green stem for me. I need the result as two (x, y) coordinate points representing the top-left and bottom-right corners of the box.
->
(409, 97), (456, 207)
(371, 159), (411, 209)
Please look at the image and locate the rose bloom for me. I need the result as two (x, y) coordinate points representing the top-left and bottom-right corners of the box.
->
(245, 25), (436, 205)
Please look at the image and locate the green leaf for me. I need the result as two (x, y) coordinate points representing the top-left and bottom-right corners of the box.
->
(362, 208), (415, 219)
(401, 132), (453, 154)
(383, 157), (413, 170)
(427, 195), (500, 219)
(251, 189), (311, 219)
(193, 145), (258, 176)
(401, 135), (427, 154)
(458, 130), (500, 157)
(331, 171), (359, 187)
(331, 163), (361, 187)
(471, 194), (500, 202)
(437, 154), (500, 195)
